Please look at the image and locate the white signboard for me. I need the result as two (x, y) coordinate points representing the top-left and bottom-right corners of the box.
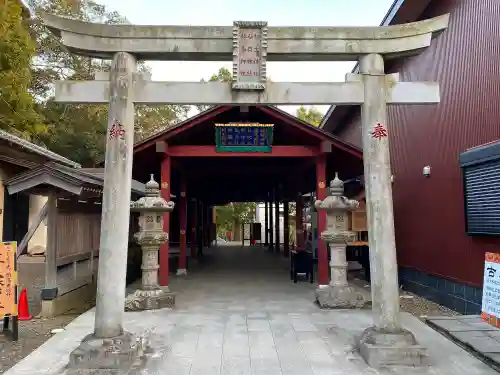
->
(482, 252), (500, 327)
(232, 21), (267, 90)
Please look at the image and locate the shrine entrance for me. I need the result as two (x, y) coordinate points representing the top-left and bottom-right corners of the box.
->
(133, 105), (364, 286)
(41, 12), (450, 370)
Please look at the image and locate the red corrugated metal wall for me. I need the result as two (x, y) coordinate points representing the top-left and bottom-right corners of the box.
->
(336, 0), (500, 286)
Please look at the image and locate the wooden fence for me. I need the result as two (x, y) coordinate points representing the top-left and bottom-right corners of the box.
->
(55, 210), (101, 265)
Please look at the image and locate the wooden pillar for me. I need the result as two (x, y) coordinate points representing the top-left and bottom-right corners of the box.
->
(316, 154), (328, 286)
(202, 205), (206, 247)
(177, 179), (187, 275)
(264, 201), (269, 246)
(205, 205), (212, 247)
(41, 194), (58, 301)
(275, 193), (280, 254)
(190, 199), (197, 258)
(283, 199), (289, 257)
(296, 194), (304, 251)
(197, 201), (203, 256)
(159, 154), (171, 286)
(268, 195), (274, 250)
(204, 205), (208, 246)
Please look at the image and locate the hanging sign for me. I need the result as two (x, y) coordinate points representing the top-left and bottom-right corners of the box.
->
(0, 241), (18, 341)
(232, 21), (268, 90)
(482, 252), (500, 327)
(215, 123), (274, 152)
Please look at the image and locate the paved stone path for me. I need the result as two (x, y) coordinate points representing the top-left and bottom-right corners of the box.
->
(426, 315), (500, 371)
(4, 246), (498, 374)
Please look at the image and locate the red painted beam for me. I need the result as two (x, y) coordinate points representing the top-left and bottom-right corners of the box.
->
(134, 106), (232, 153)
(166, 145), (319, 157)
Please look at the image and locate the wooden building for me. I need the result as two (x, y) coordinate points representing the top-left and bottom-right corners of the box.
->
(0, 129), (146, 315)
(321, 0), (500, 314)
(0, 129), (80, 245)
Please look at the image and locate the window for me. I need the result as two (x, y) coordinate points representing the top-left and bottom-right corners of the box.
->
(460, 141), (500, 236)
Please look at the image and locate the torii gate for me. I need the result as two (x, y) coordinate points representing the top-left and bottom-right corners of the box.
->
(41, 13), (449, 370)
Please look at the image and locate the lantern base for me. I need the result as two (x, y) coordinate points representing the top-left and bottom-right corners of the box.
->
(315, 284), (366, 309)
(125, 287), (175, 311)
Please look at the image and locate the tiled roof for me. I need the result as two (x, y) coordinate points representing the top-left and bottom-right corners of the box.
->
(0, 129), (81, 169)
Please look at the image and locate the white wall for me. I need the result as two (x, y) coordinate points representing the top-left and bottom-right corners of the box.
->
(256, 203), (284, 244)
(28, 195), (48, 255)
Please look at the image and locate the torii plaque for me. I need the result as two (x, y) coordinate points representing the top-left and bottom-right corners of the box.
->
(232, 21), (268, 91)
(40, 12), (450, 371)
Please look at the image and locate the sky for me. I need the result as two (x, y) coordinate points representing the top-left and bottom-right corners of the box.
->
(96, 0), (396, 116)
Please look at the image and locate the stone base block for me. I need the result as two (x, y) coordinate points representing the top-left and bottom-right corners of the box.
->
(125, 288), (175, 311)
(315, 284), (366, 309)
(176, 268), (187, 276)
(67, 331), (142, 373)
(40, 280), (96, 317)
(356, 326), (427, 368)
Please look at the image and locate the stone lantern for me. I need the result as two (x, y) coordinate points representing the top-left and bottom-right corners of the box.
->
(125, 174), (175, 311)
(314, 173), (366, 309)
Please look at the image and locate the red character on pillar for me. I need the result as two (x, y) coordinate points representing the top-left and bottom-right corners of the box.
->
(371, 123), (388, 139)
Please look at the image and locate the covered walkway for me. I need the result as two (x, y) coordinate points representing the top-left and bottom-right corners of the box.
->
(4, 246), (496, 375)
(133, 105), (365, 289)
(168, 244), (317, 312)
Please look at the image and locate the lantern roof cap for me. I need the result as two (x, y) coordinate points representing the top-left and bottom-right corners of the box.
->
(329, 173), (344, 195)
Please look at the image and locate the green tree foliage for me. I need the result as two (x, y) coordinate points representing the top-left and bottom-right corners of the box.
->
(208, 67), (233, 83)
(0, 0), (44, 138)
(196, 67), (232, 113)
(296, 106), (324, 126)
(28, 0), (190, 165)
(196, 67), (273, 113)
(216, 202), (256, 236)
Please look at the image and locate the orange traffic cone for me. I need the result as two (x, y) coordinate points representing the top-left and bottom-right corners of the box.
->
(18, 288), (32, 321)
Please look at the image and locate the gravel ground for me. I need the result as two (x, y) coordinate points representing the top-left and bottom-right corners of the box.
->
(349, 272), (460, 319)
(0, 314), (79, 374)
(0, 297), (95, 374)
(0, 259), (96, 374)
(399, 291), (460, 319)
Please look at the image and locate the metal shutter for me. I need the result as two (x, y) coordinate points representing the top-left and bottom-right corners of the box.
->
(464, 159), (500, 235)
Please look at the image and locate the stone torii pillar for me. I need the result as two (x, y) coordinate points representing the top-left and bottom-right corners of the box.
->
(67, 52), (141, 372)
(356, 53), (428, 367)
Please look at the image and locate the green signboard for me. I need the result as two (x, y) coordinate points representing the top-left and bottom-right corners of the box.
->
(215, 123), (274, 152)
